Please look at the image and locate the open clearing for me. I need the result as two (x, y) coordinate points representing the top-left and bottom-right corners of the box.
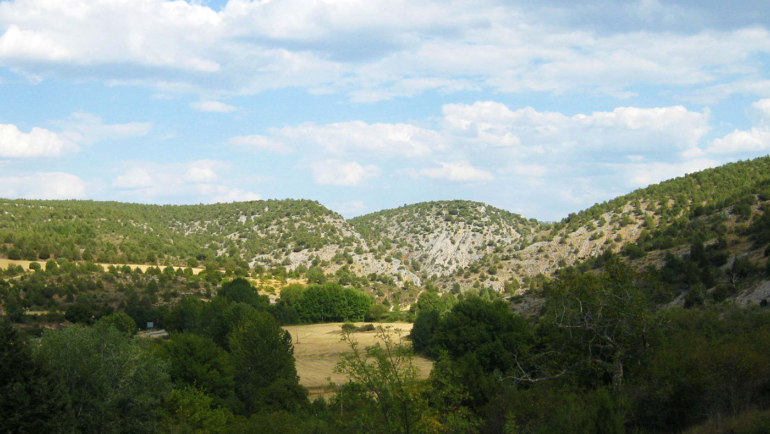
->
(284, 322), (433, 397)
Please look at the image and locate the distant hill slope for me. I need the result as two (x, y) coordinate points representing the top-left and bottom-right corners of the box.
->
(1, 156), (769, 297)
(0, 199), (360, 267)
(452, 155), (770, 294)
(349, 200), (541, 277)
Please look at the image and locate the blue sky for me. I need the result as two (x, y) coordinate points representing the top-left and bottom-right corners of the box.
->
(1, 0), (770, 221)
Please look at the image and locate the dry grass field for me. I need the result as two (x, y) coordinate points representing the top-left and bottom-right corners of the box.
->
(0, 258), (203, 275)
(284, 322), (433, 397)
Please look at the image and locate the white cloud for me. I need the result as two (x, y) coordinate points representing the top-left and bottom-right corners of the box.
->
(274, 121), (443, 158)
(442, 102), (710, 159)
(420, 161), (493, 182)
(0, 172), (87, 199)
(310, 159), (380, 186)
(751, 99), (770, 124)
(229, 135), (293, 154)
(211, 188), (261, 203)
(0, 123), (79, 157)
(1, 0), (767, 100)
(190, 100), (238, 113)
(113, 159), (259, 202)
(708, 127), (770, 154)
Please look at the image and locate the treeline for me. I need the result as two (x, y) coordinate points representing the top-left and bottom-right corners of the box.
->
(409, 259), (770, 433)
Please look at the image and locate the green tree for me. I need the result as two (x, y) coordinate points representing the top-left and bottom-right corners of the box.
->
(35, 323), (172, 434)
(97, 312), (137, 335)
(160, 333), (237, 411)
(228, 311), (307, 415)
(218, 278), (269, 309)
(0, 320), (69, 434)
(158, 386), (233, 434)
(410, 309), (440, 355)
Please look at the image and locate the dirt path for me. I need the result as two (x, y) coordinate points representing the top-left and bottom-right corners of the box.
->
(284, 322), (433, 397)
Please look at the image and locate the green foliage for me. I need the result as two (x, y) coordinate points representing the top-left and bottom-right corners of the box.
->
(0, 198), (351, 268)
(333, 326), (477, 433)
(158, 386), (233, 434)
(35, 323), (172, 434)
(218, 278), (269, 309)
(160, 333), (238, 411)
(290, 283), (371, 323)
(410, 309), (440, 355)
(0, 320), (69, 434)
(97, 312), (138, 335)
(228, 311), (307, 415)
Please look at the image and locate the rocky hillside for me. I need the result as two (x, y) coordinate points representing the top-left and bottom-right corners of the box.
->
(2, 156), (770, 300)
(349, 201), (540, 278)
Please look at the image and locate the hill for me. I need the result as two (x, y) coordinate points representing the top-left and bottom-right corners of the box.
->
(349, 200), (541, 278)
(1, 155), (770, 309)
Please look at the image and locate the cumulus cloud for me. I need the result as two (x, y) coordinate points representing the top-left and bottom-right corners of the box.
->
(272, 121), (443, 158)
(310, 159), (380, 186)
(420, 161), (493, 182)
(0, 123), (79, 157)
(708, 127), (770, 154)
(0, 172), (87, 199)
(442, 102), (710, 158)
(190, 100), (238, 113)
(0, 0), (768, 100)
(113, 159), (260, 202)
(750, 99), (770, 124)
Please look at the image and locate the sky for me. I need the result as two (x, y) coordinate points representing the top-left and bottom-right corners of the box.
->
(1, 0), (770, 221)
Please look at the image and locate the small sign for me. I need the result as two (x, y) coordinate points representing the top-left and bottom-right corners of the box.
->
(147, 322), (154, 329)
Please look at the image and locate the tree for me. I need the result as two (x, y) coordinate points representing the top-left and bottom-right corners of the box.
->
(218, 278), (269, 309)
(0, 320), (69, 434)
(333, 327), (425, 434)
(35, 324), (172, 434)
(539, 260), (662, 389)
(410, 309), (440, 355)
(333, 326), (476, 433)
(228, 311), (307, 415)
(158, 386), (233, 434)
(65, 302), (95, 324)
(97, 312), (137, 335)
(160, 333), (237, 411)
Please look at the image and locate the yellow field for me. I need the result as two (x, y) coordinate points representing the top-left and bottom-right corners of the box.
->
(0, 258), (203, 275)
(284, 322), (433, 397)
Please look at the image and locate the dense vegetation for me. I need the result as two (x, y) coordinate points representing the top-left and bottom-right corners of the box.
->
(0, 199), (357, 268)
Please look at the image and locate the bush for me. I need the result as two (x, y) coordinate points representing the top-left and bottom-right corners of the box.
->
(7, 248), (21, 260)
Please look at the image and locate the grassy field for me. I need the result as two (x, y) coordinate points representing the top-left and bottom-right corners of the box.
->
(0, 258), (204, 275)
(284, 322), (433, 397)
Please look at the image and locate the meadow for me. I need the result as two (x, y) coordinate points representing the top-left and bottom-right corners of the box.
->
(283, 322), (433, 396)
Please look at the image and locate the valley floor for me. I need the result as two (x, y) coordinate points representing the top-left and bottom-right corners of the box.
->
(283, 322), (433, 396)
